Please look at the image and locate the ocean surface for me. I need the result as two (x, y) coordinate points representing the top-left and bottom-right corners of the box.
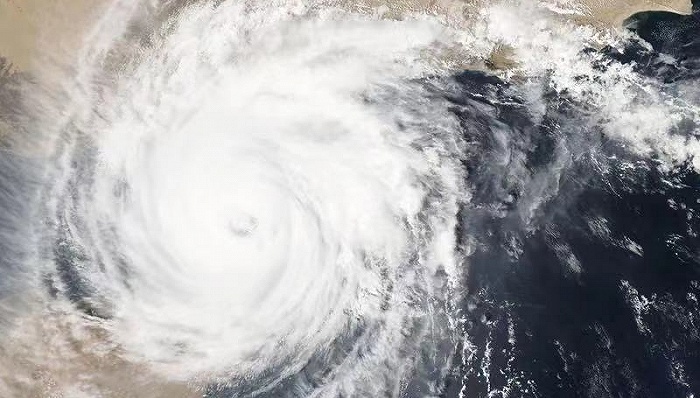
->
(0, 1), (698, 397)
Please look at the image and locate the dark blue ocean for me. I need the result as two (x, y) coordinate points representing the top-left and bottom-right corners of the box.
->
(0, 2), (698, 397)
(445, 5), (700, 396)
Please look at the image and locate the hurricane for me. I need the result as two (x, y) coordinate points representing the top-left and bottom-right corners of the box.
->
(0, 0), (699, 397)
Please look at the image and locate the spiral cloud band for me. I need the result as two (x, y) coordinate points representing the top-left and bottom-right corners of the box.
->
(2, 0), (700, 396)
(39, 1), (465, 395)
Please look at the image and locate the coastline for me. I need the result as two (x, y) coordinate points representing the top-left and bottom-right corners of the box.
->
(0, 1), (695, 397)
(576, 0), (691, 26)
(0, 0), (693, 73)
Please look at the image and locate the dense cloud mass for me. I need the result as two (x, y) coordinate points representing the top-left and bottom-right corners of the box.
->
(0, 1), (698, 397)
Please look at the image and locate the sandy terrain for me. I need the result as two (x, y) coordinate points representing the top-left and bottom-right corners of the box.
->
(337, 0), (692, 24)
(0, 0), (694, 72)
(0, 0), (107, 72)
(0, 0), (694, 397)
(0, 306), (201, 397)
(577, 0), (691, 25)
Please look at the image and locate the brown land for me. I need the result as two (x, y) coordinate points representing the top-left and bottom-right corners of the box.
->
(0, 307), (201, 397)
(0, 0), (694, 72)
(0, 0), (107, 72)
(0, 0), (694, 397)
(576, 0), (691, 26)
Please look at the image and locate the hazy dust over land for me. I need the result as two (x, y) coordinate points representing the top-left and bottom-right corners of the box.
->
(0, 0), (691, 88)
(577, 0), (690, 25)
(0, 0), (110, 72)
(0, 1), (694, 397)
(0, 0), (690, 70)
(0, 0), (692, 72)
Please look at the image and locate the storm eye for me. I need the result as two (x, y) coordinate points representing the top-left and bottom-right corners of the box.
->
(227, 214), (258, 237)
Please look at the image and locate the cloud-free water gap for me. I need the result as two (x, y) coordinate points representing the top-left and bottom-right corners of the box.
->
(0, 0), (699, 397)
